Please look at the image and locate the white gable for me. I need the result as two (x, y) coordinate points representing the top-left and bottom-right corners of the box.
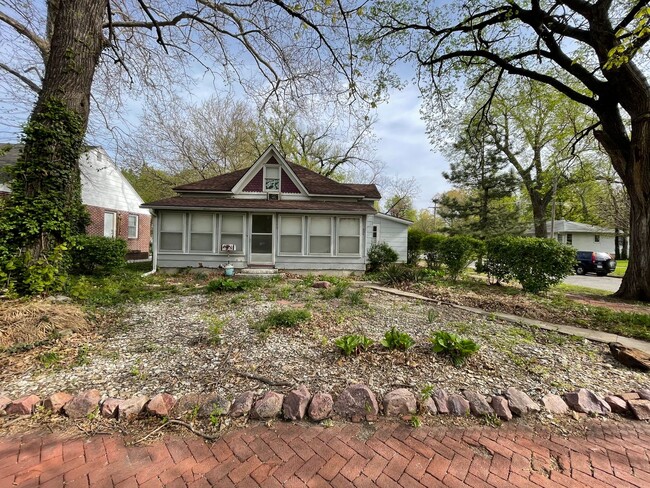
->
(80, 148), (149, 215)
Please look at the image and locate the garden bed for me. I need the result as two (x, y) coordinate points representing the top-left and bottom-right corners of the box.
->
(2, 280), (647, 403)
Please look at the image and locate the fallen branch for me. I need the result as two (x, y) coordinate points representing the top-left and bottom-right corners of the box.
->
(234, 370), (293, 387)
(132, 419), (221, 445)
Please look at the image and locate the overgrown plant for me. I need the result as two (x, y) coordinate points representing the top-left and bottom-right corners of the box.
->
(381, 326), (415, 350)
(429, 330), (480, 367)
(379, 263), (427, 285)
(438, 235), (483, 280)
(421, 234), (446, 270)
(334, 334), (374, 356)
(367, 242), (399, 271)
(255, 308), (311, 333)
(70, 236), (127, 276)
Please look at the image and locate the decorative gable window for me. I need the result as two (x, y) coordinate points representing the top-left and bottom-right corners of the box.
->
(338, 218), (361, 255)
(309, 217), (332, 255)
(160, 213), (184, 251)
(264, 166), (280, 192)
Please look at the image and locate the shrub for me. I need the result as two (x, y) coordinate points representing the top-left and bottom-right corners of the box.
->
(381, 326), (415, 350)
(429, 330), (480, 367)
(438, 235), (483, 280)
(206, 278), (262, 293)
(346, 289), (367, 306)
(421, 234), (446, 270)
(255, 308), (311, 332)
(485, 236), (575, 293)
(407, 229), (427, 264)
(334, 334), (374, 356)
(367, 242), (399, 271)
(70, 235), (127, 276)
(379, 263), (428, 285)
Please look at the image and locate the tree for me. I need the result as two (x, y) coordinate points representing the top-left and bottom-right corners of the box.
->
(382, 175), (420, 220)
(366, 0), (650, 300)
(0, 0), (361, 291)
(441, 118), (520, 238)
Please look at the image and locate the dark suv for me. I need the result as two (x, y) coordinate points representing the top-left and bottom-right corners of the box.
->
(575, 251), (617, 276)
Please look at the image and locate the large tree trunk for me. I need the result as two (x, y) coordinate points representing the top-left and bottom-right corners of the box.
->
(16, 0), (105, 258)
(530, 194), (548, 238)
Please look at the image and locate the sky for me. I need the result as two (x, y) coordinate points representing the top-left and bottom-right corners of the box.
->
(374, 84), (450, 210)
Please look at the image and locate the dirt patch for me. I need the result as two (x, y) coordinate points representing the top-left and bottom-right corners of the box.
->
(564, 293), (650, 314)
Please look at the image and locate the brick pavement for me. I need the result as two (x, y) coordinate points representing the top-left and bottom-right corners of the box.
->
(1, 420), (649, 487)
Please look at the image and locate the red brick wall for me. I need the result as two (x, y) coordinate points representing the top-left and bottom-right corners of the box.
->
(86, 205), (150, 255)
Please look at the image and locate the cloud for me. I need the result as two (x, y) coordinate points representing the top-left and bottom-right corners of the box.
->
(375, 84), (450, 210)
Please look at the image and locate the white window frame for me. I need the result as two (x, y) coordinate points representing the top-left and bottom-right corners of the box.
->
(278, 215), (304, 255)
(566, 233), (573, 246)
(189, 213), (216, 254)
(103, 211), (117, 238)
(127, 214), (139, 239)
(264, 166), (280, 193)
(308, 216), (333, 256)
(372, 224), (381, 245)
(159, 212), (186, 253)
(336, 217), (362, 256)
(219, 213), (245, 255)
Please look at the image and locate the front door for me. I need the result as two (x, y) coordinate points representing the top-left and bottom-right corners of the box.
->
(250, 214), (274, 265)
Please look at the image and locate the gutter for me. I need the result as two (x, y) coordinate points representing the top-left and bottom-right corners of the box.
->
(141, 213), (158, 277)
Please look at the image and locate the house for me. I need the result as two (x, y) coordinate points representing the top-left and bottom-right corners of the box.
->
(142, 145), (410, 273)
(525, 220), (620, 255)
(0, 144), (151, 259)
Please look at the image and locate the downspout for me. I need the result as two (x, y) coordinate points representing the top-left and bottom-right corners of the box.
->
(142, 211), (157, 276)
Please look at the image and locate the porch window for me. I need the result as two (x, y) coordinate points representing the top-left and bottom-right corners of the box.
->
(338, 218), (361, 255)
(309, 217), (332, 254)
(280, 216), (303, 254)
(190, 213), (214, 252)
(160, 213), (184, 251)
(566, 233), (573, 245)
(265, 166), (280, 192)
(127, 215), (138, 239)
(221, 214), (244, 253)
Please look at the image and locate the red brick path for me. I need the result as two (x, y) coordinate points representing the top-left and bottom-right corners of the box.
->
(1, 420), (649, 487)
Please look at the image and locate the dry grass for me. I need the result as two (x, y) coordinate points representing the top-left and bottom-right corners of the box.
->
(0, 300), (90, 349)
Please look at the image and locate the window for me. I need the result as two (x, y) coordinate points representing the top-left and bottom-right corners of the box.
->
(309, 217), (332, 254)
(372, 224), (380, 245)
(280, 216), (303, 254)
(190, 213), (214, 252)
(557, 235), (563, 244)
(594, 234), (600, 243)
(221, 214), (244, 253)
(265, 166), (280, 191)
(566, 233), (573, 245)
(338, 218), (361, 255)
(103, 212), (116, 238)
(160, 213), (184, 251)
(128, 215), (138, 239)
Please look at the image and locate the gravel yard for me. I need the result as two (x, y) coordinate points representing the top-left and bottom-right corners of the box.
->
(2, 281), (648, 401)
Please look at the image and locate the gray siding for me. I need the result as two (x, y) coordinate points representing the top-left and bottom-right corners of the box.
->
(370, 214), (409, 262)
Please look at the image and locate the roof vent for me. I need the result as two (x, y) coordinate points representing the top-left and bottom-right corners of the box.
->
(267, 193), (279, 201)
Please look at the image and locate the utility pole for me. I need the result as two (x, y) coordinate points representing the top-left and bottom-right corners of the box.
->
(550, 176), (558, 240)
(429, 197), (440, 232)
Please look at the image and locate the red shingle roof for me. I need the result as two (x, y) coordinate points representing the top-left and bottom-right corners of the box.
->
(142, 197), (376, 214)
(172, 168), (249, 192)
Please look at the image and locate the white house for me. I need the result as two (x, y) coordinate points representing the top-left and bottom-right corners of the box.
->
(0, 144), (151, 259)
(142, 145), (411, 273)
(525, 220), (619, 255)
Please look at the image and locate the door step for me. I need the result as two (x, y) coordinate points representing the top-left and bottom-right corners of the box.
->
(238, 267), (280, 277)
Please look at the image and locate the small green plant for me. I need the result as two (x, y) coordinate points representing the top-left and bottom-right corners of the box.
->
(130, 358), (148, 379)
(209, 406), (225, 426)
(334, 334), (374, 356)
(346, 289), (366, 306)
(420, 384), (434, 402)
(74, 344), (90, 366)
(381, 327), (415, 350)
(255, 308), (311, 332)
(429, 331), (480, 367)
(410, 415), (422, 428)
(38, 351), (61, 368)
(321, 281), (350, 299)
(378, 263), (427, 285)
(427, 309), (438, 324)
(203, 315), (226, 345)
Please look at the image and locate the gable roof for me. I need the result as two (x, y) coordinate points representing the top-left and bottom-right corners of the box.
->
(172, 147), (381, 200)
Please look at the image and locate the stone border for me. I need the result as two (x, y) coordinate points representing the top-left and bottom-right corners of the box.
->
(1, 385), (648, 425)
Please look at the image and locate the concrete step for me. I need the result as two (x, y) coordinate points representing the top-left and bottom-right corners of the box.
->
(238, 267), (280, 277)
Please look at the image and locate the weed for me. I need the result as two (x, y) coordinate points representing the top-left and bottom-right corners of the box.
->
(504, 327), (534, 343)
(482, 414), (502, 427)
(346, 289), (367, 307)
(429, 331), (480, 367)
(334, 334), (374, 356)
(75, 344), (91, 366)
(381, 327), (415, 350)
(130, 359), (148, 379)
(410, 416), (422, 428)
(209, 406), (225, 426)
(38, 351), (61, 368)
(207, 278), (258, 293)
(427, 309), (438, 324)
(320, 282), (350, 299)
(254, 308), (311, 333)
(420, 384), (435, 402)
(202, 315), (226, 345)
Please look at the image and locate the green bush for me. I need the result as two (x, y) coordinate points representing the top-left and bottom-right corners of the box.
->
(421, 234), (446, 270)
(439, 235), (483, 280)
(334, 334), (374, 356)
(255, 308), (311, 332)
(485, 236), (575, 293)
(379, 263), (428, 285)
(381, 326), (415, 350)
(429, 330), (480, 367)
(206, 277), (265, 293)
(70, 235), (127, 276)
(367, 242), (399, 271)
(407, 229), (427, 264)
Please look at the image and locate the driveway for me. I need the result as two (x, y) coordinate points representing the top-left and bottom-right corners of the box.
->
(564, 274), (622, 293)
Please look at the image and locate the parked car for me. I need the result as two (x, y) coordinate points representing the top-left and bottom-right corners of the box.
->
(575, 251), (617, 276)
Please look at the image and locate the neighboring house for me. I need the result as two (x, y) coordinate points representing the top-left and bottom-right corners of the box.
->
(0, 144), (151, 259)
(142, 145), (410, 273)
(524, 220), (619, 255)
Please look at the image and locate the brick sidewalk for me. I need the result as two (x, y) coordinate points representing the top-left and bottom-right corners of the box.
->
(1, 420), (649, 487)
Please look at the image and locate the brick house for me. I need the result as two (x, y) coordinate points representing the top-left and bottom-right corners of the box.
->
(0, 144), (151, 259)
(143, 145), (410, 273)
